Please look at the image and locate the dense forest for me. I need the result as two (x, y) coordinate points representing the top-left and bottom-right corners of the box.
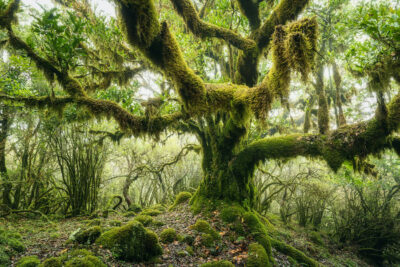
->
(0, 0), (399, 266)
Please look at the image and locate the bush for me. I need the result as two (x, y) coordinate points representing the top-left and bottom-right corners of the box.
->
(96, 220), (162, 262)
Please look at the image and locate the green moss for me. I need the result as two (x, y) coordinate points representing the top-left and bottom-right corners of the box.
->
(270, 238), (319, 267)
(7, 237), (25, 252)
(64, 255), (106, 267)
(159, 228), (177, 243)
(127, 203), (142, 213)
(109, 220), (122, 227)
(151, 220), (165, 227)
(86, 219), (101, 227)
(151, 204), (166, 212)
(134, 214), (153, 226)
(16, 256), (40, 267)
(0, 248), (10, 266)
(140, 208), (162, 216)
(177, 250), (187, 257)
(247, 243), (271, 267)
(200, 260), (234, 267)
(200, 233), (214, 247)
(169, 191), (192, 210)
(186, 245), (194, 255)
(69, 249), (93, 258)
(190, 219), (219, 240)
(309, 231), (324, 246)
(41, 257), (63, 267)
(220, 205), (244, 223)
(182, 234), (194, 245)
(74, 226), (102, 244)
(96, 220), (162, 262)
(123, 211), (136, 217)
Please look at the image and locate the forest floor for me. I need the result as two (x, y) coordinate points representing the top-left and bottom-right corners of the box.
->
(2, 202), (371, 267)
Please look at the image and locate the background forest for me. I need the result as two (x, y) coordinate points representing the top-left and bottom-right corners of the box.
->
(0, 0), (399, 266)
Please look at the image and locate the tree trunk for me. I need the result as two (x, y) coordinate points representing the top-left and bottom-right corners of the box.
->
(0, 107), (12, 207)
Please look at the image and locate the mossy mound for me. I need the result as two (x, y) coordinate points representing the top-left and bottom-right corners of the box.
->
(41, 257), (63, 267)
(159, 228), (177, 243)
(140, 208), (162, 216)
(96, 220), (162, 262)
(108, 220), (122, 227)
(134, 214), (153, 226)
(169, 191), (192, 210)
(64, 255), (106, 267)
(123, 211), (136, 218)
(247, 243), (271, 267)
(74, 226), (102, 244)
(201, 233), (214, 247)
(16, 255), (40, 267)
(190, 219), (220, 240)
(151, 204), (167, 212)
(0, 227), (25, 265)
(200, 260), (234, 266)
(127, 203), (142, 213)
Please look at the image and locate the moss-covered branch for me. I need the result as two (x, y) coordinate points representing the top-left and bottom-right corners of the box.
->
(170, 0), (256, 51)
(0, 94), (184, 135)
(236, 0), (261, 30)
(233, 92), (400, 176)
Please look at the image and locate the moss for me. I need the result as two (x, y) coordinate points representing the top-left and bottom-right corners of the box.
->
(69, 249), (93, 258)
(177, 250), (187, 257)
(86, 219), (101, 227)
(247, 243), (271, 267)
(96, 220), (162, 262)
(74, 226), (101, 244)
(270, 238), (319, 267)
(123, 211), (137, 217)
(16, 256), (40, 267)
(159, 228), (177, 243)
(7, 237), (25, 252)
(185, 245), (194, 255)
(169, 191), (192, 210)
(200, 233), (214, 247)
(109, 220), (122, 227)
(151, 220), (165, 227)
(220, 205), (244, 223)
(41, 257), (63, 267)
(64, 255), (106, 267)
(134, 215), (154, 226)
(190, 219), (219, 240)
(0, 248), (10, 266)
(309, 231), (324, 246)
(182, 234), (194, 245)
(151, 204), (166, 212)
(140, 208), (162, 216)
(200, 260), (234, 267)
(127, 203), (142, 212)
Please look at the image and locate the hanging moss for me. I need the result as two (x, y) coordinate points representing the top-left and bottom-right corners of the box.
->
(96, 220), (162, 262)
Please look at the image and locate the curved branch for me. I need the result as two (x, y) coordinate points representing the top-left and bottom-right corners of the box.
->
(233, 92), (400, 176)
(0, 94), (184, 135)
(236, 0), (261, 30)
(170, 0), (256, 51)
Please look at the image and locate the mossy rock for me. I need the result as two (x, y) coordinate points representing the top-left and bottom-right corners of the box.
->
(190, 219), (219, 240)
(182, 234), (194, 245)
(247, 243), (270, 267)
(123, 211), (136, 218)
(140, 209), (162, 216)
(85, 219), (101, 227)
(200, 260), (234, 267)
(74, 226), (101, 244)
(151, 220), (165, 227)
(151, 204), (167, 212)
(41, 257), (63, 267)
(200, 233), (214, 247)
(185, 245), (194, 255)
(159, 228), (177, 243)
(243, 212), (272, 257)
(169, 191), (192, 210)
(127, 203), (142, 213)
(134, 214), (153, 226)
(220, 205), (244, 223)
(64, 255), (106, 267)
(96, 220), (162, 262)
(16, 255), (40, 267)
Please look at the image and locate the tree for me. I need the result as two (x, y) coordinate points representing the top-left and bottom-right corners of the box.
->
(0, 0), (399, 210)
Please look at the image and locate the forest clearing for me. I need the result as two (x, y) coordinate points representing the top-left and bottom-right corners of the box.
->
(0, 0), (399, 266)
